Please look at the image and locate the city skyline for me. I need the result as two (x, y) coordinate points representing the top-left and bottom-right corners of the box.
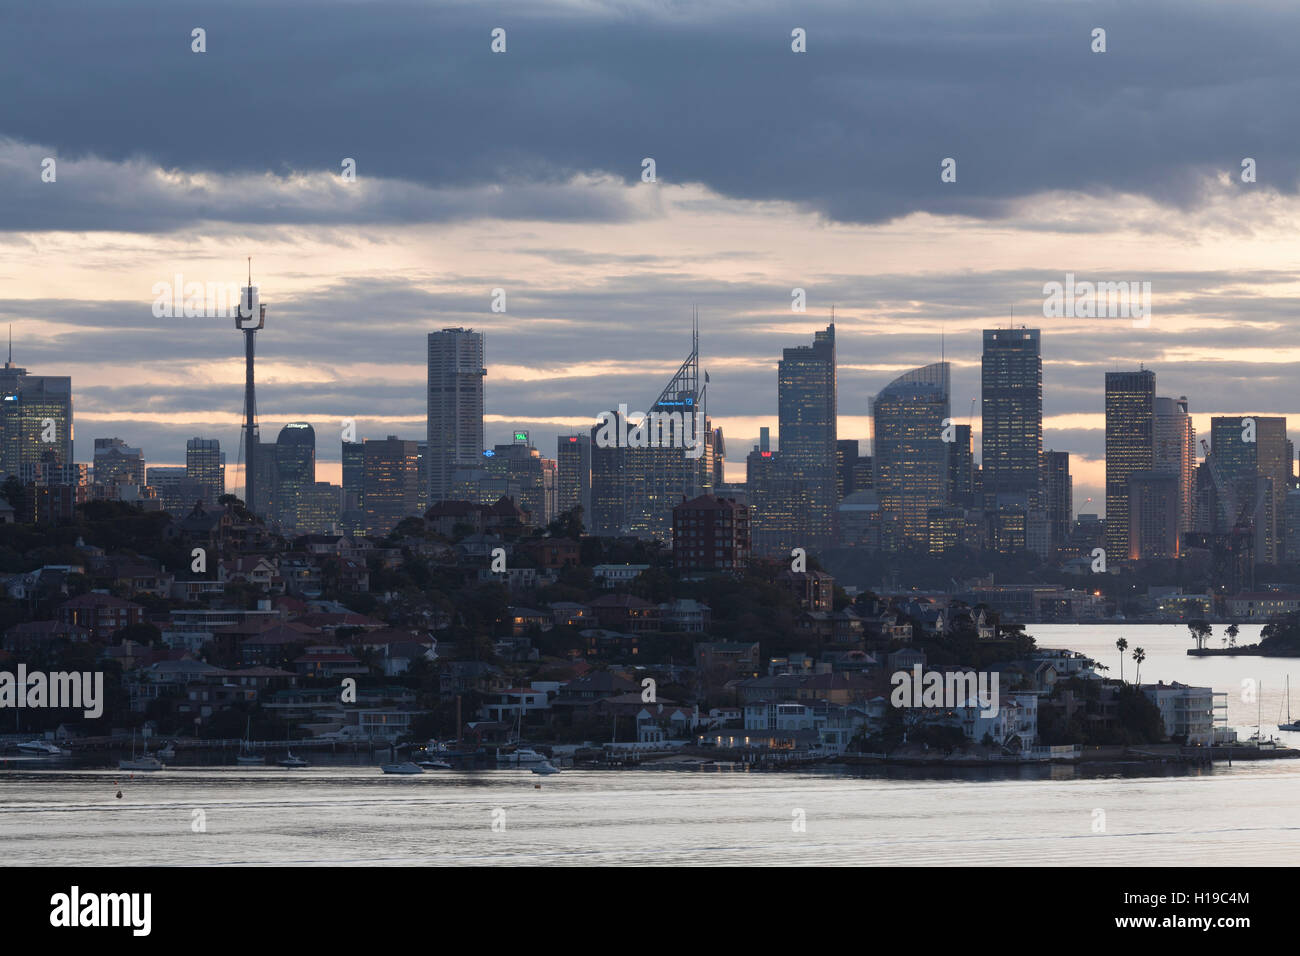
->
(7, 315), (1298, 526)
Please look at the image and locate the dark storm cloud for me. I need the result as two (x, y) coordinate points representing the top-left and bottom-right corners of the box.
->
(3, 0), (1299, 231)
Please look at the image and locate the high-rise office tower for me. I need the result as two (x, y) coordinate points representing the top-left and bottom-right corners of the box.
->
(362, 436), (422, 536)
(778, 323), (837, 551)
(589, 411), (626, 536)
(557, 433), (592, 522)
(836, 439), (860, 500)
(1210, 415), (1289, 565)
(297, 482), (342, 534)
(427, 328), (485, 507)
(589, 325), (716, 542)
(185, 437), (225, 506)
(146, 466), (206, 515)
(622, 326), (715, 542)
(747, 426), (805, 557)
(873, 362), (950, 548)
(1154, 396), (1196, 538)
(0, 347), (73, 480)
(275, 422), (316, 528)
(981, 328), (1042, 506)
(1044, 450), (1072, 551)
(947, 424), (974, 507)
(342, 440), (364, 511)
(93, 437), (145, 487)
(1128, 471), (1180, 560)
(1104, 370), (1156, 562)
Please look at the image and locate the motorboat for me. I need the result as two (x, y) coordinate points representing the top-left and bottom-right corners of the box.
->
(530, 760), (561, 775)
(416, 758), (452, 769)
(277, 751), (310, 768)
(156, 742), (177, 759)
(381, 762), (424, 774)
(16, 739), (63, 756)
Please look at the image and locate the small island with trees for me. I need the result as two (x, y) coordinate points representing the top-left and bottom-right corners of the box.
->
(1186, 616), (1300, 657)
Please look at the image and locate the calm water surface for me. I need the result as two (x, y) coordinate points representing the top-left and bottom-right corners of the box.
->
(1, 761), (1298, 866)
(2, 624), (1297, 867)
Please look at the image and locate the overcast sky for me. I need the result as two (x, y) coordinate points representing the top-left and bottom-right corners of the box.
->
(3, 0), (1299, 514)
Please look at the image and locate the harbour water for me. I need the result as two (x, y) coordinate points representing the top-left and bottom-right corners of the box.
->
(3, 623), (1298, 866)
(1, 761), (1298, 866)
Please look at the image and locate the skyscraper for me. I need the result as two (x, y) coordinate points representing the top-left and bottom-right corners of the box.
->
(1154, 396), (1196, 538)
(778, 323), (837, 551)
(947, 424), (974, 507)
(362, 436), (422, 536)
(93, 437), (145, 488)
(981, 328), (1042, 506)
(185, 437), (225, 506)
(873, 362), (950, 549)
(1044, 449), (1072, 551)
(747, 426), (805, 557)
(342, 439), (364, 512)
(427, 328), (485, 507)
(588, 326), (716, 542)
(275, 422), (316, 529)
(1104, 369), (1156, 561)
(0, 349), (73, 481)
(1210, 415), (1289, 565)
(557, 433), (592, 522)
(1128, 471), (1180, 560)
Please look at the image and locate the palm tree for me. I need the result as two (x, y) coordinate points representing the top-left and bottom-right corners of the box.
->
(1132, 647), (1146, 686)
(1116, 637), (1128, 683)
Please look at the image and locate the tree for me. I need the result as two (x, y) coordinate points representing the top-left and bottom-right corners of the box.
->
(1226, 624), (1240, 648)
(1116, 637), (1128, 683)
(1131, 646), (1146, 685)
(1188, 620), (1212, 651)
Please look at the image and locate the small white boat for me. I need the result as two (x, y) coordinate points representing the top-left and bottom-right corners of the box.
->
(16, 740), (63, 756)
(277, 751), (310, 768)
(119, 732), (163, 771)
(156, 742), (177, 759)
(497, 747), (547, 764)
(530, 760), (561, 775)
(417, 758), (451, 769)
(381, 762), (424, 775)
